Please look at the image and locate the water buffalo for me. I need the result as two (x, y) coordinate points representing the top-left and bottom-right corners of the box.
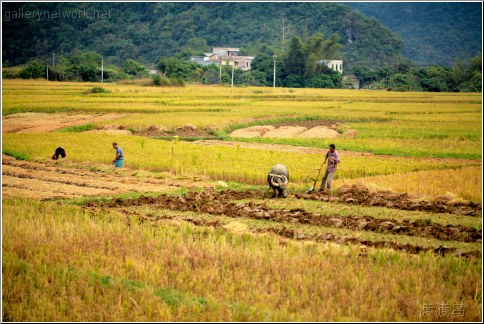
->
(267, 164), (289, 198)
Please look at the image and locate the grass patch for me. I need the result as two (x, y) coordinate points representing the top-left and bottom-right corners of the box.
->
(58, 124), (95, 132)
(214, 181), (266, 193)
(154, 287), (207, 308)
(2, 149), (29, 160)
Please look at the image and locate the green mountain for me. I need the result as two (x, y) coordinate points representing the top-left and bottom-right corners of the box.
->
(2, 2), (404, 69)
(346, 2), (482, 66)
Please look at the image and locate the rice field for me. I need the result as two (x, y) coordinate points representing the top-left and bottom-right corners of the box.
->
(2, 79), (482, 158)
(2, 79), (482, 321)
(3, 132), (481, 201)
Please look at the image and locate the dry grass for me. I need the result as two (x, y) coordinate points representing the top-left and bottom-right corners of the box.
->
(1, 154), (212, 200)
(340, 166), (482, 202)
(3, 132), (480, 192)
(2, 198), (482, 321)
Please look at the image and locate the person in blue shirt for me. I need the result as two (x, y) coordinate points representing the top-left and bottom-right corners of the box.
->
(112, 142), (124, 168)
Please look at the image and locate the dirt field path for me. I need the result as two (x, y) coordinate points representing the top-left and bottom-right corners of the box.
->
(1, 155), (210, 200)
(193, 140), (373, 156)
(2, 112), (126, 133)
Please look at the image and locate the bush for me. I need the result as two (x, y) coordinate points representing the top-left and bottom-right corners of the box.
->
(151, 74), (184, 87)
(285, 75), (304, 88)
(19, 59), (46, 79)
(304, 74), (336, 88)
(123, 59), (148, 78)
(151, 74), (162, 86)
(84, 86), (111, 94)
(169, 77), (185, 87)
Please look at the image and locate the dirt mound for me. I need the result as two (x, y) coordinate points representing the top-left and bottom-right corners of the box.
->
(147, 125), (169, 132)
(277, 120), (339, 129)
(177, 124), (197, 131)
(89, 189), (482, 243)
(87, 123), (132, 135)
(97, 124), (128, 130)
(297, 126), (339, 139)
(296, 183), (482, 216)
(262, 126), (307, 138)
(88, 129), (132, 135)
(137, 125), (215, 138)
(230, 125), (276, 138)
(230, 121), (341, 139)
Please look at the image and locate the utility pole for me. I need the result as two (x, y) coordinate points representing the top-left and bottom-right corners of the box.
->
(52, 52), (55, 67)
(46, 66), (49, 80)
(219, 57), (222, 84)
(273, 55), (277, 88)
(231, 59), (234, 87)
(101, 56), (104, 83)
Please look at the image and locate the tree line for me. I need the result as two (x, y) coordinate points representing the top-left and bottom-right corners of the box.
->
(3, 40), (481, 92)
(351, 54), (482, 92)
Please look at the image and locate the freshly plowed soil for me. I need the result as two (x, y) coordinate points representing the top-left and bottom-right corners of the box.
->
(1, 155), (202, 200)
(137, 124), (215, 138)
(109, 197), (481, 259)
(296, 184), (482, 217)
(88, 189), (482, 243)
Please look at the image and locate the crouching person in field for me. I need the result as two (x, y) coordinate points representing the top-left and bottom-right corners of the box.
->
(268, 164), (289, 198)
(52, 146), (66, 160)
(112, 142), (124, 168)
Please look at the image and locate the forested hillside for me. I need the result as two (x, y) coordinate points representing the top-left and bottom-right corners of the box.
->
(347, 2), (482, 66)
(2, 2), (403, 69)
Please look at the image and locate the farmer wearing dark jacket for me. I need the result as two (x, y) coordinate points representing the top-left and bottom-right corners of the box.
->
(51, 146), (66, 160)
(112, 142), (124, 168)
(319, 144), (340, 192)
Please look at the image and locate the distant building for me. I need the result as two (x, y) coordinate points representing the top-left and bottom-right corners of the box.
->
(342, 74), (360, 89)
(190, 47), (254, 71)
(148, 69), (158, 75)
(212, 47), (240, 58)
(318, 59), (343, 74)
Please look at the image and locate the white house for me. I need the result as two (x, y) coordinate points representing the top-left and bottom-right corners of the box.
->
(318, 60), (343, 74)
(190, 47), (255, 71)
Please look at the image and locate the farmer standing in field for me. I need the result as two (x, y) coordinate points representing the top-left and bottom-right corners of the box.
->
(112, 142), (124, 168)
(319, 144), (340, 192)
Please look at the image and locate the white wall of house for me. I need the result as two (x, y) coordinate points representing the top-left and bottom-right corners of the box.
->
(318, 60), (343, 73)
